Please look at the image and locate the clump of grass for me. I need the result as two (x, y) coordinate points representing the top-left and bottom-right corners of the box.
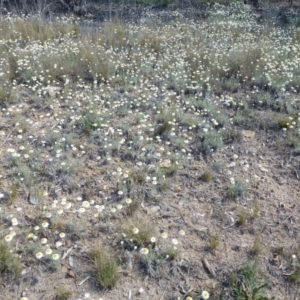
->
(123, 218), (155, 246)
(53, 286), (72, 300)
(155, 120), (173, 136)
(277, 117), (293, 129)
(126, 201), (140, 216)
(53, 219), (83, 241)
(284, 132), (300, 153)
(233, 111), (245, 125)
(139, 249), (164, 277)
(89, 242), (118, 289)
(9, 184), (18, 205)
(222, 78), (241, 93)
(103, 20), (129, 49)
(22, 241), (39, 257)
(251, 236), (262, 257)
(251, 202), (260, 219)
(0, 241), (22, 280)
(0, 84), (12, 105)
(159, 177), (170, 192)
(230, 262), (269, 300)
(212, 160), (224, 172)
(228, 181), (246, 199)
(222, 128), (243, 144)
(202, 130), (223, 155)
(207, 233), (220, 254)
(237, 208), (248, 226)
(128, 169), (145, 185)
(155, 109), (175, 136)
(201, 171), (212, 182)
(43, 256), (61, 273)
(288, 267), (300, 284)
(76, 107), (106, 135)
(286, 254), (300, 284)
(161, 162), (180, 177)
(163, 245), (179, 260)
(5, 17), (80, 42)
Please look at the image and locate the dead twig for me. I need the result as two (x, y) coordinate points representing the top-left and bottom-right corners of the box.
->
(62, 246), (73, 260)
(179, 211), (189, 227)
(0, 131), (12, 148)
(202, 258), (216, 278)
(281, 205), (300, 225)
(78, 276), (90, 286)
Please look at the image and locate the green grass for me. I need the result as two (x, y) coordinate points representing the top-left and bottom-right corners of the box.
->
(89, 243), (119, 289)
(228, 181), (247, 199)
(53, 286), (72, 300)
(202, 171), (213, 182)
(207, 233), (220, 253)
(237, 208), (248, 226)
(230, 262), (271, 300)
(76, 107), (107, 135)
(251, 236), (262, 257)
(0, 241), (22, 280)
(123, 218), (156, 246)
(163, 245), (179, 260)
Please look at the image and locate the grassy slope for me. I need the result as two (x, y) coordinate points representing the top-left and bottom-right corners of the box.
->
(0, 3), (300, 299)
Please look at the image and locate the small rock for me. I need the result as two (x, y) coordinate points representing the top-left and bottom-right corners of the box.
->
(278, 178), (287, 185)
(151, 206), (160, 212)
(56, 241), (63, 249)
(160, 159), (171, 168)
(28, 196), (39, 205)
(241, 130), (255, 139)
(179, 199), (189, 206)
(48, 86), (61, 97)
(21, 290), (27, 297)
(69, 255), (74, 267)
(258, 163), (268, 172)
(21, 269), (27, 276)
(173, 185), (181, 192)
(67, 269), (75, 278)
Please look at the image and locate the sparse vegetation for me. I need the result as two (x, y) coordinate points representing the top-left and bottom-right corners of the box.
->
(0, 1), (299, 298)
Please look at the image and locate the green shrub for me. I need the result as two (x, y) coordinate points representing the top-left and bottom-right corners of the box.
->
(228, 181), (246, 199)
(230, 262), (270, 300)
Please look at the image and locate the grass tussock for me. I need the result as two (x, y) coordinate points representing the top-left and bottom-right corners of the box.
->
(228, 181), (247, 199)
(122, 217), (156, 246)
(229, 262), (270, 300)
(0, 241), (22, 280)
(89, 242), (118, 289)
(53, 286), (72, 300)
